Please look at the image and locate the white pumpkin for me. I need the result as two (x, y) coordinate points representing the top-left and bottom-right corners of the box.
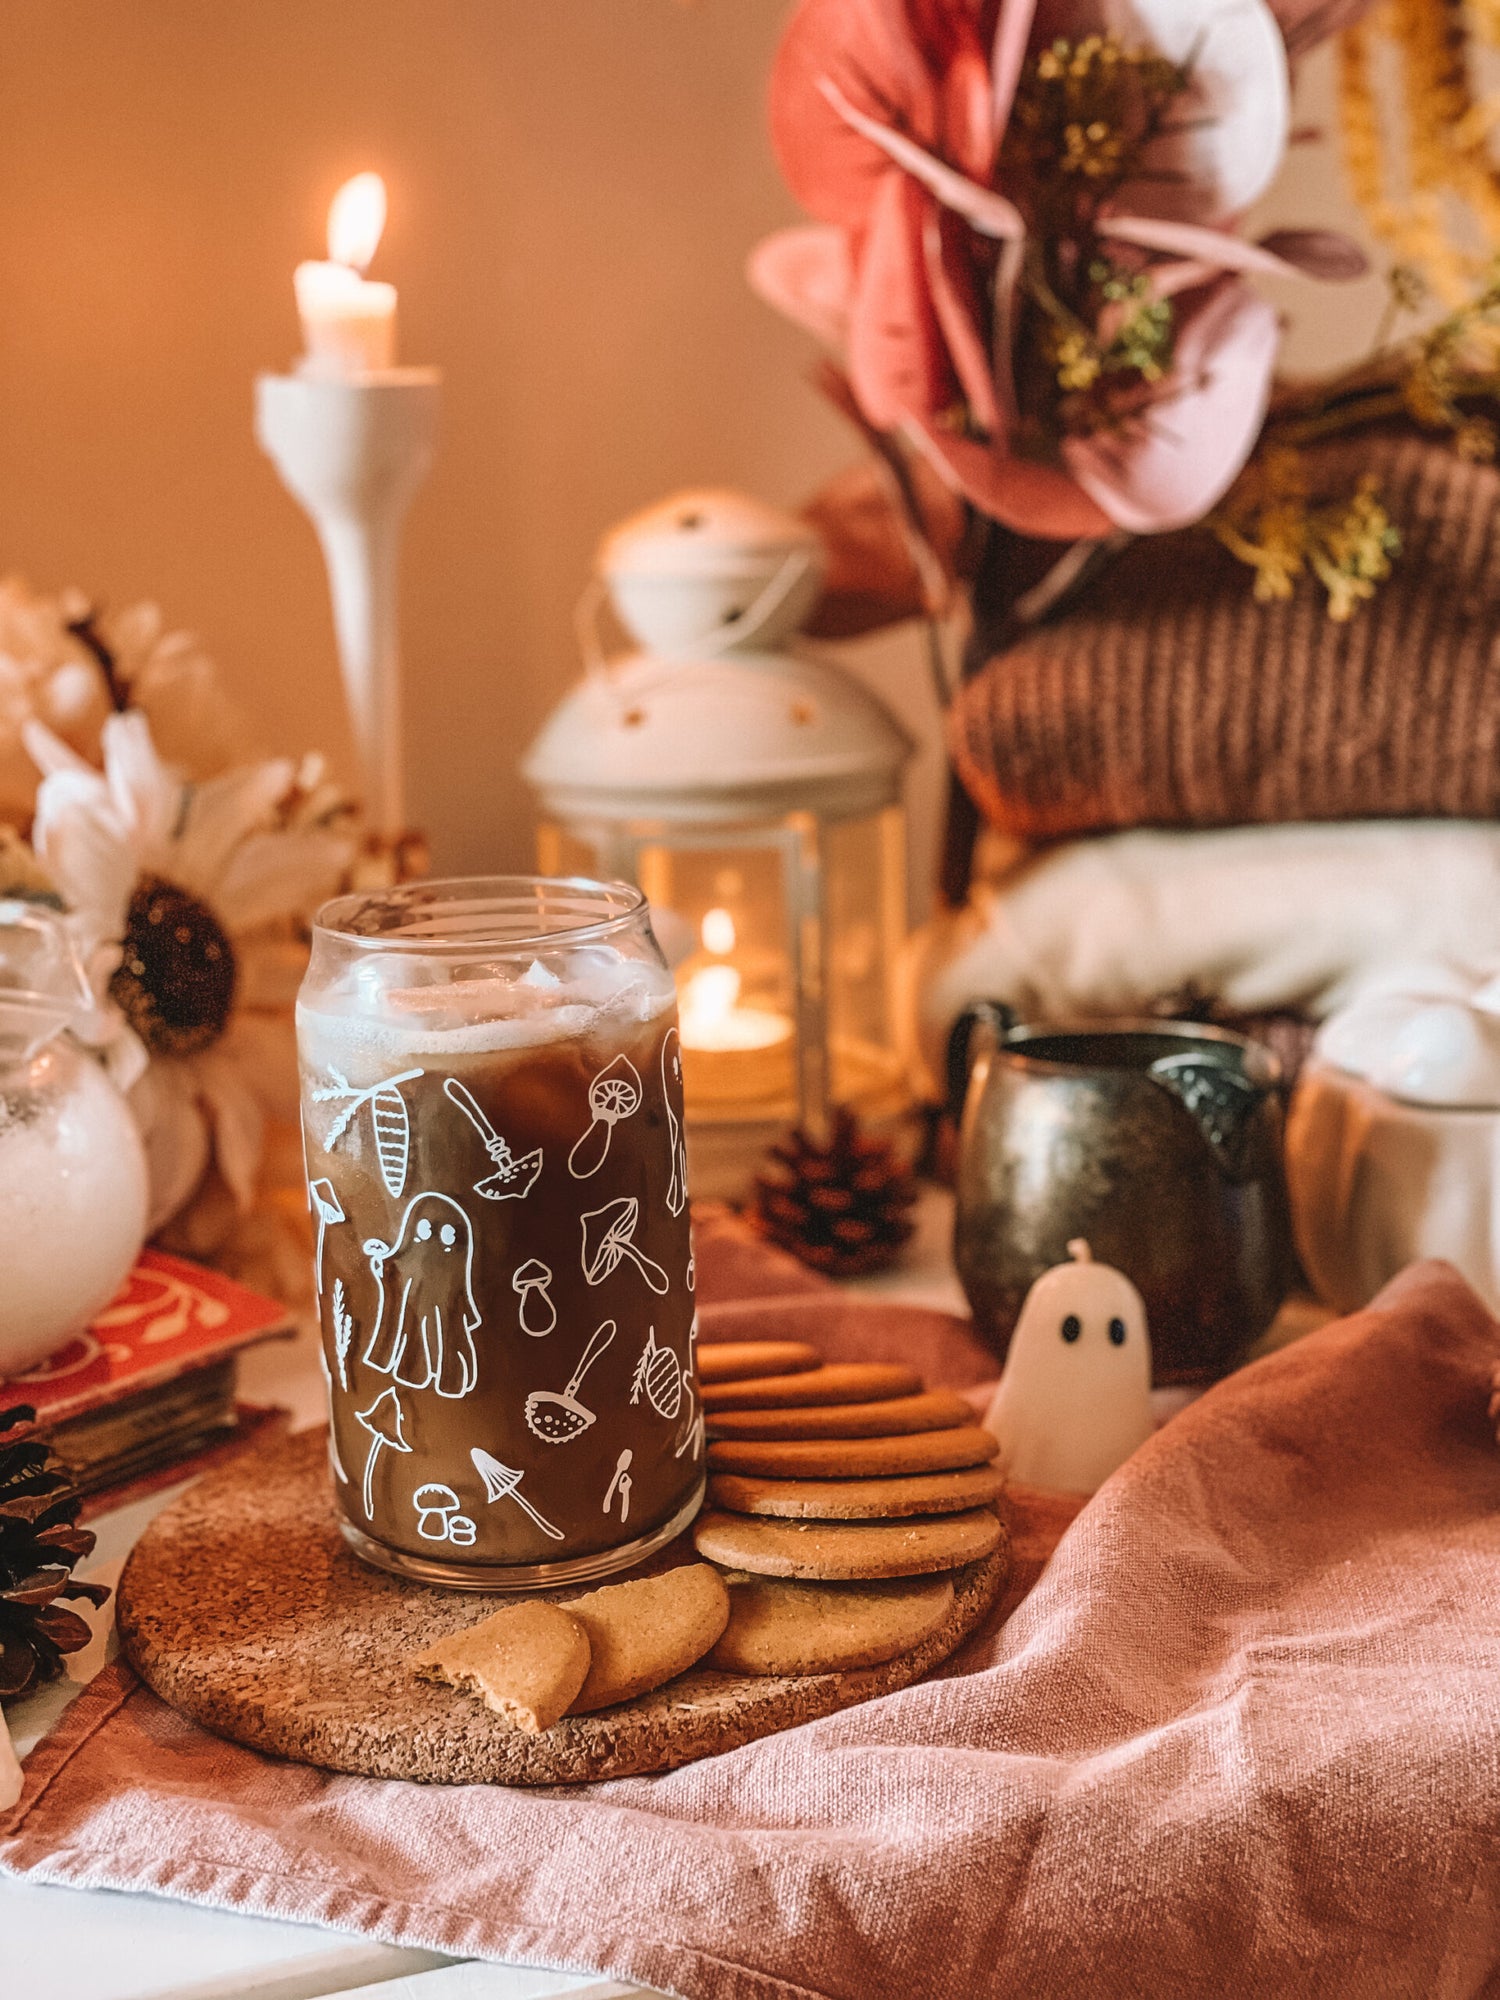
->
(1288, 973), (1500, 1314)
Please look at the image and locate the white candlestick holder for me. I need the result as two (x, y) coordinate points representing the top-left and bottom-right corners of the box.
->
(255, 369), (440, 840)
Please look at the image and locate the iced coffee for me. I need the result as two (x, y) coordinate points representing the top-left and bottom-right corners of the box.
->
(296, 877), (700, 1588)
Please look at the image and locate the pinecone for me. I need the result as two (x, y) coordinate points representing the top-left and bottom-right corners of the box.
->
(753, 1110), (919, 1277)
(0, 1406), (109, 1703)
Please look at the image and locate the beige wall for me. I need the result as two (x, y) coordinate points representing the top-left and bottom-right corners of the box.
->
(0, 7), (1371, 903)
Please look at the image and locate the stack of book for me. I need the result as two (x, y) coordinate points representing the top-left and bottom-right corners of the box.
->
(0, 1250), (295, 1498)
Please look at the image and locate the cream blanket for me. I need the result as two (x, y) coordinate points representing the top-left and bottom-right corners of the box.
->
(904, 819), (1500, 1096)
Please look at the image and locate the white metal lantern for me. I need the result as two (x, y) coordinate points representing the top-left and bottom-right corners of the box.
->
(524, 487), (913, 1191)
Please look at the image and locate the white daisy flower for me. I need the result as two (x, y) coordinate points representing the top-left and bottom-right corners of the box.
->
(0, 578), (246, 823)
(26, 710), (353, 1232)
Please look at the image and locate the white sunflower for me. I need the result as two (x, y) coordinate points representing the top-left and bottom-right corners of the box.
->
(26, 710), (354, 1232)
(0, 577), (246, 824)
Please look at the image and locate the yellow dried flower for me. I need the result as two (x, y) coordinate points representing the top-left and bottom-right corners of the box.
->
(1336, 1), (1500, 304)
(1309, 481), (1400, 623)
(1010, 32), (1185, 200)
(1061, 118), (1126, 178)
(1209, 453), (1399, 623)
(1048, 326), (1102, 391)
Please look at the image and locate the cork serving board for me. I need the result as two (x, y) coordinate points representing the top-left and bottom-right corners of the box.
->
(117, 1428), (1012, 1785)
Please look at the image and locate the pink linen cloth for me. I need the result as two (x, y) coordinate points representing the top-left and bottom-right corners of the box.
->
(4, 1218), (1500, 2000)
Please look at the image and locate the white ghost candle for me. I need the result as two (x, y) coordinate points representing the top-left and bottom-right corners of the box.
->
(983, 1240), (1154, 1495)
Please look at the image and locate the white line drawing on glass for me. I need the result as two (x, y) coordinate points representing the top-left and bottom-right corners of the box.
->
(308, 1177), (345, 1294)
(630, 1326), (684, 1420)
(328, 1427), (351, 1486)
(567, 1055), (643, 1180)
(330, 1277), (356, 1390)
(674, 1403), (705, 1461)
(580, 1196), (670, 1294)
(662, 1027), (688, 1217)
(525, 1319), (617, 1444)
(470, 1446), (565, 1540)
(604, 1448), (633, 1523)
(413, 1483), (478, 1545)
(443, 1077), (543, 1200)
(512, 1258), (557, 1336)
(356, 1386), (411, 1517)
(311, 1067), (424, 1197)
(363, 1190), (481, 1399)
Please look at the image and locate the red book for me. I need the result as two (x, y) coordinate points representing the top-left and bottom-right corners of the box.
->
(1, 1252), (296, 1505)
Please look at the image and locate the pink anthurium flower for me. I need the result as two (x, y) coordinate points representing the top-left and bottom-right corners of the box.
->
(752, 0), (1364, 538)
(1062, 279), (1281, 533)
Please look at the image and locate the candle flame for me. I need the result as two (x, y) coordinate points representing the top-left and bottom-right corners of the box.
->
(701, 906), (736, 955)
(683, 963), (741, 1029)
(327, 172), (387, 272)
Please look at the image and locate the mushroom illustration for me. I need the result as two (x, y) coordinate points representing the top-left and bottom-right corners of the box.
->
(604, 1447), (633, 1523)
(355, 1386), (411, 1518)
(525, 1319), (616, 1444)
(309, 1177), (345, 1295)
(567, 1056), (644, 1180)
(512, 1258), (557, 1336)
(414, 1482), (462, 1540)
(580, 1196), (670, 1295)
(470, 1447), (565, 1539)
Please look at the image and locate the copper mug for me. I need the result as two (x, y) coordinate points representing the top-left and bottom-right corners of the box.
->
(948, 1008), (1297, 1384)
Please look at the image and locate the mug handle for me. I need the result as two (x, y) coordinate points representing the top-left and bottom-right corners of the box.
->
(945, 999), (1017, 1119)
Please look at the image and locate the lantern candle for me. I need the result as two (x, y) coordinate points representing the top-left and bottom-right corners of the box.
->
(295, 172), (397, 378)
(678, 908), (794, 1107)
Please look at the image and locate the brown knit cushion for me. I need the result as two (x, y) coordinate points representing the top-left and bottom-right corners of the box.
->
(948, 433), (1500, 839)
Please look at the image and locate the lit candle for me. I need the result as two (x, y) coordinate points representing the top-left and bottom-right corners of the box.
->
(294, 172), (397, 378)
(680, 962), (790, 1054)
(678, 908), (795, 1107)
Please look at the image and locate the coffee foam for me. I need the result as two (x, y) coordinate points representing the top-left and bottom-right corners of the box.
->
(298, 956), (675, 1076)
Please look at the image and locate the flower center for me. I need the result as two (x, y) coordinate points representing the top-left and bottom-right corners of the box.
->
(110, 874), (237, 1058)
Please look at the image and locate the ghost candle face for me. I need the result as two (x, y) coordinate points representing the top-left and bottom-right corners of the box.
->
(982, 1240), (1154, 1496)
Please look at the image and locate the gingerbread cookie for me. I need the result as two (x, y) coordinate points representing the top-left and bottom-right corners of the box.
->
(562, 1562), (730, 1713)
(694, 1507), (1003, 1580)
(411, 1598), (590, 1733)
(710, 1573), (955, 1676)
(700, 1362), (922, 1413)
(706, 1425), (999, 1480)
(696, 1340), (821, 1385)
(708, 1463), (1007, 1519)
(706, 1388), (972, 1442)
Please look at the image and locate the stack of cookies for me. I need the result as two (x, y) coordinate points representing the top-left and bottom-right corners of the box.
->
(693, 1339), (1008, 1677)
(413, 1341), (1008, 1735)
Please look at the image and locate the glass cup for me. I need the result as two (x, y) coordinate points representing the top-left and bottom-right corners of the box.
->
(296, 875), (701, 1588)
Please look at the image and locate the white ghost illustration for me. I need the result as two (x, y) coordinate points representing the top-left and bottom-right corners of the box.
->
(983, 1239), (1153, 1495)
(362, 1190), (481, 1400)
